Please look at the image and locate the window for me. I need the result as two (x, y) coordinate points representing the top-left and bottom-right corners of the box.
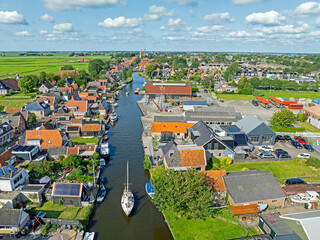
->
(262, 136), (273, 143)
(248, 136), (259, 143)
(258, 201), (263, 204)
(272, 200), (277, 203)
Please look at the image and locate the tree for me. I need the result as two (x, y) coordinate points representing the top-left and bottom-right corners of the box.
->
(121, 69), (127, 80)
(29, 115), (36, 124)
(18, 75), (35, 93)
(88, 59), (104, 78)
(92, 152), (100, 160)
(145, 63), (156, 78)
(39, 72), (47, 85)
(153, 169), (213, 218)
(46, 72), (55, 82)
(63, 155), (83, 169)
(61, 65), (74, 70)
(270, 108), (296, 127)
(56, 79), (65, 87)
(190, 58), (200, 68)
(127, 66), (133, 78)
(66, 169), (83, 180)
(144, 155), (151, 170)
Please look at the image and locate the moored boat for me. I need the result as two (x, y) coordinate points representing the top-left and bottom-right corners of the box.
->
(145, 182), (155, 199)
(126, 92), (129, 96)
(121, 161), (134, 216)
(257, 203), (268, 211)
(110, 111), (118, 122)
(97, 185), (107, 203)
(83, 232), (95, 240)
(100, 142), (110, 157)
(134, 88), (140, 94)
(99, 158), (106, 168)
(289, 191), (319, 204)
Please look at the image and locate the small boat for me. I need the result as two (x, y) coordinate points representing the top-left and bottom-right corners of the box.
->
(99, 158), (106, 168)
(83, 232), (95, 240)
(97, 185), (107, 203)
(145, 182), (155, 199)
(113, 102), (118, 107)
(258, 203), (268, 211)
(126, 92), (129, 96)
(134, 88), (140, 94)
(100, 142), (110, 157)
(110, 111), (118, 122)
(121, 161), (134, 216)
(290, 191), (319, 204)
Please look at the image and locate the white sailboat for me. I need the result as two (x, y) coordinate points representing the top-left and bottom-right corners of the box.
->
(121, 161), (134, 216)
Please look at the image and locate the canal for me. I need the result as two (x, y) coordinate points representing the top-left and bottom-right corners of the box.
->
(88, 73), (173, 240)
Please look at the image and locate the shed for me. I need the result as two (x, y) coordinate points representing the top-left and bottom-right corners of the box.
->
(52, 182), (83, 205)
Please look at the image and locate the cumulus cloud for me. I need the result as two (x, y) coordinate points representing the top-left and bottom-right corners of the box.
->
(315, 17), (320, 27)
(165, 0), (197, 6)
(41, 13), (55, 22)
(163, 36), (184, 40)
(257, 23), (309, 34)
(245, 11), (286, 26)
(0, 11), (27, 24)
(53, 23), (74, 32)
(292, 2), (320, 18)
(227, 30), (264, 37)
(204, 12), (234, 25)
(160, 26), (166, 30)
(144, 5), (174, 21)
(167, 18), (191, 31)
(233, 0), (269, 5)
(39, 30), (48, 34)
(14, 31), (31, 36)
(168, 18), (181, 26)
(42, 0), (121, 11)
(197, 25), (224, 32)
(98, 16), (142, 28)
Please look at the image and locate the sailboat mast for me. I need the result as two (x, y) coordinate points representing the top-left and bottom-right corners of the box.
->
(127, 161), (129, 191)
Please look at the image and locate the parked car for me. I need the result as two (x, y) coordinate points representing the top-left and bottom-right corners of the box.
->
(297, 153), (310, 159)
(204, 89), (208, 93)
(291, 140), (303, 149)
(304, 144), (314, 152)
(284, 135), (293, 142)
(275, 135), (285, 142)
(258, 145), (274, 152)
(285, 178), (306, 185)
(219, 99), (224, 102)
(278, 153), (292, 158)
(259, 151), (275, 159)
(297, 137), (307, 145)
(251, 100), (258, 106)
(275, 149), (288, 157)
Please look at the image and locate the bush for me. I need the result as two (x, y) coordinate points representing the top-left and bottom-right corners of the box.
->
(144, 155), (151, 170)
(192, 87), (199, 92)
(297, 113), (308, 123)
(238, 89), (253, 95)
(306, 156), (320, 168)
(40, 222), (51, 236)
(76, 175), (94, 184)
(66, 169), (83, 180)
(252, 90), (265, 97)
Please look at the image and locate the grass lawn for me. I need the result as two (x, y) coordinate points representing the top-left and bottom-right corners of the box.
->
(0, 98), (34, 108)
(216, 93), (255, 100)
(300, 123), (320, 133)
(259, 90), (319, 99)
(225, 159), (320, 183)
(72, 138), (98, 144)
(164, 208), (257, 240)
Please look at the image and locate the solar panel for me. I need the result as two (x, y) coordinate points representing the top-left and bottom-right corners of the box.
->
(68, 126), (79, 131)
(2, 166), (9, 175)
(53, 183), (81, 197)
(0, 168), (3, 176)
(8, 164), (17, 172)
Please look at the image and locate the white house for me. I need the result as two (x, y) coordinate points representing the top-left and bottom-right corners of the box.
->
(0, 168), (29, 192)
(305, 105), (320, 129)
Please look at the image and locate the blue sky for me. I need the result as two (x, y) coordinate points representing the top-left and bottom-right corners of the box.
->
(1, 0), (320, 52)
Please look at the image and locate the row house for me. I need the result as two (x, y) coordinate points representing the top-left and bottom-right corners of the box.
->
(0, 123), (14, 146)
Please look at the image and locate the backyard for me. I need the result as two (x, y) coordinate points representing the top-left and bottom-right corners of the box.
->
(164, 208), (257, 240)
(72, 138), (98, 144)
(225, 159), (320, 183)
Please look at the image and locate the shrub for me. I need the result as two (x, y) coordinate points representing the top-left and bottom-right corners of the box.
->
(144, 155), (151, 170)
(66, 169), (83, 180)
(40, 222), (51, 236)
(76, 175), (94, 184)
(252, 90), (265, 97)
(306, 156), (320, 168)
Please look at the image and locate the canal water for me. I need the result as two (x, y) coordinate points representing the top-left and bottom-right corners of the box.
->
(88, 73), (173, 240)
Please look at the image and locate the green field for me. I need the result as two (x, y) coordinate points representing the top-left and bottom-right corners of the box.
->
(0, 53), (111, 78)
(225, 159), (320, 183)
(0, 97), (34, 108)
(259, 90), (320, 99)
(164, 208), (257, 240)
(300, 123), (320, 133)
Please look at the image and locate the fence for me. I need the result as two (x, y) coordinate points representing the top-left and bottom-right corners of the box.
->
(43, 218), (83, 229)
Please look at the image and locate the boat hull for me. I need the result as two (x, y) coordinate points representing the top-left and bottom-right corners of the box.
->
(145, 182), (155, 200)
(121, 191), (134, 216)
(97, 186), (107, 203)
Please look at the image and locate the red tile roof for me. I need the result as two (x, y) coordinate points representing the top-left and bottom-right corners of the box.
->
(58, 70), (79, 78)
(82, 124), (101, 132)
(25, 129), (64, 147)
(68, 147), (79, 155)
(37, 96), (55, 106)
(178, 145), (206, 167)
(0, 150), (14, 167)
(145, 82), (192, 96)
(65, 98), (88, 113)
(5, 108), (22, 114)
(204, 170), (227, 192)
(152, 122), (195, 133)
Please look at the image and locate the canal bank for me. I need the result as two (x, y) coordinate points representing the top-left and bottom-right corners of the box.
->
(88, 73), (173, 240)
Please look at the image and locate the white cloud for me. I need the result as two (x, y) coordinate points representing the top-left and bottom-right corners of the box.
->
(292, 2), (320, 18)
(197, 25), (224, 32)
(165, 0), (197, 6)
(245, 11), (286, 26)
(127, 28), (144, 36)
(163, 36), (184, 40)
(14, 31), (31, 36)
(53, 23), (74, 32)
(204, 12), (234, 25)
(144, 5), (174, 21)
(227, 30), (264, 37)
(41, 13), (55, 22)
(39, 30), (48, 34)
(98, 16), (142, 28)
(0, 11), (26, 24)
(232, 0), (269, 5)
(46, 37), (58, 41)
(168, 18), (181, 26)
(257, 23), (309, 34)
(160, 26), (166, 30)
(42, 0), (121, 11)
(315, 17), (320, 27)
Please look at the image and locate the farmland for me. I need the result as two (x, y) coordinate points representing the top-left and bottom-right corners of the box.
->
(0, 52), (111, 78)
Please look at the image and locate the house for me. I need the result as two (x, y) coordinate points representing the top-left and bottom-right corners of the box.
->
(152, 122), (195, 141)
(0, 78), (20, 95)
(259, 213), (302, 240)
(37, 96), (57, 110)
(39, 82), (57, 93)
(4, 107), (22, 114)
(0, 168), (29, 191)
(214, 81), (237, 93)
(204, 170), (226, 192)
(145, 82), (192, 99)
(185, 107), (242, 125)
(51, 182), (83, 205)
(305, 105), (320, 129)
(235, 115), (276, 145)
(0, 191), (21, 209)
(0, 122), (14, 146)
(68, 145), (97, 157)
(81, 120), (102, 137)
(26, 101), (50, 117)
(51, 112), (73, 124)
(163, 143), (207, 171)
(182, 100), (208, 111)
(2, 112), (27, 135)
(65, 98), (88, 118)
(11, 145), (47, 161)
(0, 209), (30, 234)
(79, 92), (99, 103)
(25, 129), (69, 148)
(18, 184), (45, 203)
(223, 170), (286, 207)
(66, 125), (81, 138)
(0, 150), (18, 167)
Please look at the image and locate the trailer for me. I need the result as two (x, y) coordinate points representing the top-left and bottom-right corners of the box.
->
(256, 96), (271, 108)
